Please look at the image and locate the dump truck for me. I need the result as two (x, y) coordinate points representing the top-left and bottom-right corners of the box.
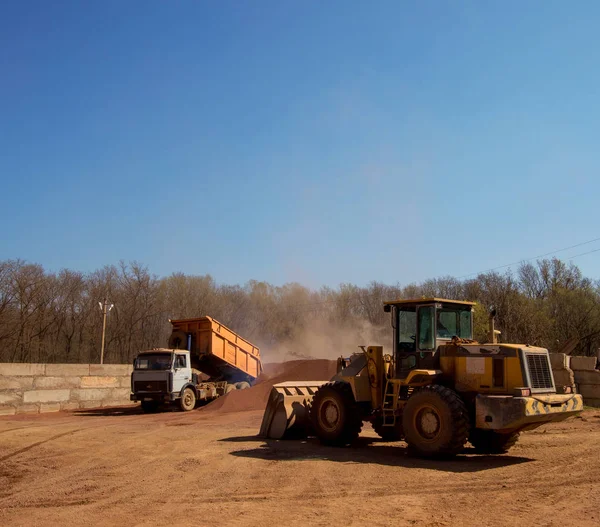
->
(131, 316), (262, 413)
(260, 298), (583, 456)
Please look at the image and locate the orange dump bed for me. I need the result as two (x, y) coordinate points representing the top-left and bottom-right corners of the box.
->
(170, 316), (262, 382)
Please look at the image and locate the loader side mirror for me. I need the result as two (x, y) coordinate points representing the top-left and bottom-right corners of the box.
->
(383, 304), (391, 313)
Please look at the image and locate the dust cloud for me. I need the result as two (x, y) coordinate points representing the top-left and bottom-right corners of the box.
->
(259, 319), (393, 363)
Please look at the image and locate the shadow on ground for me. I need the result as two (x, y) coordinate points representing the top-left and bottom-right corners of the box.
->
(223, 435), (533, 473)
(72, 406), (145, 417)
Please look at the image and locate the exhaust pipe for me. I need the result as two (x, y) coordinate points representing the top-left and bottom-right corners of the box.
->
(488, 308), (501, 344)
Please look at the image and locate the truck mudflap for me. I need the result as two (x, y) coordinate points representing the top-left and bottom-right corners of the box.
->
(475, 393), (584, 432)
(259, 381), (327, 439)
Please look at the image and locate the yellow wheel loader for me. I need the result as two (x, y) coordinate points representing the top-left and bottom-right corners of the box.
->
(260, 298), (583, 456)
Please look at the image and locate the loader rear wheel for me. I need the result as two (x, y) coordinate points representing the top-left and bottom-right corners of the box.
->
(469, 429), (520, 454)
(372, 416), (403, 441)
(310, 382), (363, 446)
(180, 387), (197, 412)
(402, 385), (469, 457)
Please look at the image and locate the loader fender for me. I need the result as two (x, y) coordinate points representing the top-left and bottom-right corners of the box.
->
(402, 369), (442, 386)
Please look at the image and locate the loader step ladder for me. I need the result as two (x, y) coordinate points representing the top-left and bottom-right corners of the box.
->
(381, 379), (398, 426)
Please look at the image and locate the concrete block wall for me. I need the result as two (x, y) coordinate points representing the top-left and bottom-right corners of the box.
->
(0, 363), (134, 416)
(550, 353), (600, 408)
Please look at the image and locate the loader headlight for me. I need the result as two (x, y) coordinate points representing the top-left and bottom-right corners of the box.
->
(514, 387), (531, 397)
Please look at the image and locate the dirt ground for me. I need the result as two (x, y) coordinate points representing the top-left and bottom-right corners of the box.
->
(0, 405), (599, 527)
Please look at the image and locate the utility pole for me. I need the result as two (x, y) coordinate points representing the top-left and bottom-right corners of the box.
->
(99, 298), (114, 364)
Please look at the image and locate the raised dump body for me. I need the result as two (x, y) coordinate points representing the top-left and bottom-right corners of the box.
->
(168, 316), (262, 383)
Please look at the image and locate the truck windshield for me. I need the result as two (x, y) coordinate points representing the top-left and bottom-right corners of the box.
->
(135, 353), (173, 370)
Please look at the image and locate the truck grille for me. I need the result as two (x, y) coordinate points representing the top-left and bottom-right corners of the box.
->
(134, 380), (168, 393)
(525, 353), (554, 390)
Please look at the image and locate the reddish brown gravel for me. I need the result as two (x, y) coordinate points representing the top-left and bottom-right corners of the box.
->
(0, 359), (599, 527)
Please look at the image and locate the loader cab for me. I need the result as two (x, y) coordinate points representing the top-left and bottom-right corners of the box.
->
(384, 298), (475, 376)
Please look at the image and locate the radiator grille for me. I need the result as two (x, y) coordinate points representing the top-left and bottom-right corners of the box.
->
(525, 353), (554, 390)
(134, 380), (168, 393)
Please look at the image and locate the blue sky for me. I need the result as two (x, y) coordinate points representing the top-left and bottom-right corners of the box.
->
(1, 1), (599, 287)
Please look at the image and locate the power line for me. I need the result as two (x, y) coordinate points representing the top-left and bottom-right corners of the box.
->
(567, 246), (600, 260)
(277, 237), (600, 314)
(458, 236), (600, 279)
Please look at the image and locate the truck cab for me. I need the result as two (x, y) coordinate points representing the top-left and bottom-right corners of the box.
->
(131, 348), (197, 412)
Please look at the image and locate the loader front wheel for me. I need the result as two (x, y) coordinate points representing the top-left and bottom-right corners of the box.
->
(469, 429), (520, 454)
(180, 387), (197, 412)
(402, 385), (469, 457)
(310, 382), (362, 446)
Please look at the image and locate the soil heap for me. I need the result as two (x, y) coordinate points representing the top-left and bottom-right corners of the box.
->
(202, 358), (336, 413)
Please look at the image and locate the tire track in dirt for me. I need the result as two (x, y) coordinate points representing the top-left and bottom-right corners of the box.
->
(0, 429), (83, 462)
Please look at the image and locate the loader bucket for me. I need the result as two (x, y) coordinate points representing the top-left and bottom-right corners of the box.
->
(259, 381), (327, 439)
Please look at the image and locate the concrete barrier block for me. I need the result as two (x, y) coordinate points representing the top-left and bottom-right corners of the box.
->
(570, 356), (598, 371)
(101, 400), (133, 408)
(33, 376), (81, 389)
(60, 402), (80, 411)
(119, 376), (132, 388)
(583, 397), (600, 408)
(549, 353), (569, 370)
(110, 388), (131, 400)
(0, 392), (22, 405)
(23, 389), (70, 403)
(579, 384), (600, 399)
(574, 370), (600, 385)
(16, 404), (40, 414)
(0, 363), (46, 376)
(0, 406), (16, 416)
(0, 377), (34, 390)
(80, 376), (119, 388)
(89, 364), (132, 376)
(70, 388), (112, 401)
(79, 401), (102, 409)
(45, 364), (90, 376)
(39, 403), (62, 413)
(553, 369), (575, 386)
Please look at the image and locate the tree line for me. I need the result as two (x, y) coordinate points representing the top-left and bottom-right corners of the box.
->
(0, 257), (598, 364)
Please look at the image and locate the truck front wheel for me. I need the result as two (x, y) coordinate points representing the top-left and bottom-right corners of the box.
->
(180, 387), (197, 412)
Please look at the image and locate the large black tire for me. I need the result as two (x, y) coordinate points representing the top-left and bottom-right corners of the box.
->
(310, 382), (363, 446)
(141, 400), (159, 413)
(179, 387), (197, 412)
(402, 385), (469, 457)
(469, 429), (520, 454)
(372, 416), (404, 441)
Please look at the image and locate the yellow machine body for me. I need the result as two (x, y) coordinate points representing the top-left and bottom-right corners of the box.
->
(259, 299), (584, 444)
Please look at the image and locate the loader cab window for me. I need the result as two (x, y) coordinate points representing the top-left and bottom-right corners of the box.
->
(417, 306), (435, 350)
(397, 307), (417, 351)
(175, 354), (187, 369)
(436, 308), (473, 339)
